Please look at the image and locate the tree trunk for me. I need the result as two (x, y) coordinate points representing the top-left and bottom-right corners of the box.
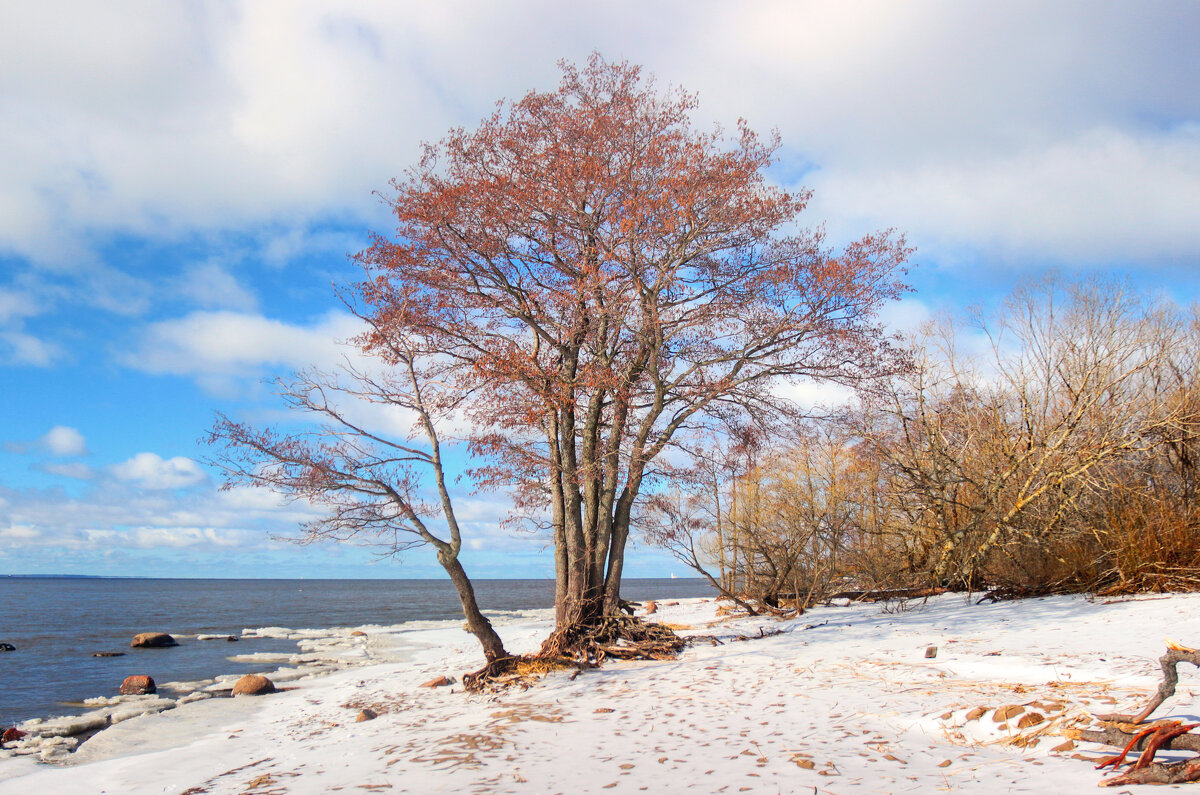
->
(440, 553), (509, 663)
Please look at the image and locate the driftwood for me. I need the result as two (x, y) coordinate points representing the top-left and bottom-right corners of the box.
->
(1069, 645), (1200, 785)
(1093, 722), (1199, 770)
(826, 587), (946, 603)
(1097, 648), (1200, 724)
(728, 627), (787, 642)
(1071, 724), (1200, 755)
(1099, 756), (1200, 786)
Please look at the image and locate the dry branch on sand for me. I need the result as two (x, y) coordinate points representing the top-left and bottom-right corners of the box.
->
(1096, 646), (1200, 724)
(1066, 644), (1200, 786)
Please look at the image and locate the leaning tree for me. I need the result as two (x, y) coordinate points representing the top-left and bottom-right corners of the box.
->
(357, 54), (910, 637)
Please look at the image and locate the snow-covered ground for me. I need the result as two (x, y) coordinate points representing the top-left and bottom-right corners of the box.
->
(3, 592), (1199, 793)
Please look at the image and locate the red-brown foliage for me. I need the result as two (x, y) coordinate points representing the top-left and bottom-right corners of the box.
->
(358, 55), (910, 625)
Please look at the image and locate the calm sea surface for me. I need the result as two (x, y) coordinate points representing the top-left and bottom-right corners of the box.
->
(0, 577), (714, 726)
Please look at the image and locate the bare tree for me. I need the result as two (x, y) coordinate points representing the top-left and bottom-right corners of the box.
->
(856, 277), (1190, 589)
(646, 423), (869, 613)
(207, 322), (509, 664)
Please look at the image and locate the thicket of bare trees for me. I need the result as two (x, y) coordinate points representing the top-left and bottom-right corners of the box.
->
(649, 278), (1200, 608)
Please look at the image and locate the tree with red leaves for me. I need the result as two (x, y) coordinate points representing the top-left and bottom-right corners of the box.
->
(356, 54), (910, 632)
(210, 55), (907, 662)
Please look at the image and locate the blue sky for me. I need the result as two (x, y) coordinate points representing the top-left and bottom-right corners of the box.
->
(2, 1), (1198, 579)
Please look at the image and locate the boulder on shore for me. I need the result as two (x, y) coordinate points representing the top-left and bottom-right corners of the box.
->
(131, 632), (176, 648)
(2, 727), (26, 743)
(119, 675), (156, 695)
(419, 675), (454, 688)
(231, 674), (276, 696)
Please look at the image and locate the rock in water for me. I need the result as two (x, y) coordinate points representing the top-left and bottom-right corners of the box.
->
(131, 632), (177, 648)
(0, 643), (15, 652)
(92, 651), (125, 657)
(119, 675), (156, 695)
(231, 674), (276, 696)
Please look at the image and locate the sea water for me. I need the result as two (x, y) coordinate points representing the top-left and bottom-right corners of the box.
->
(0, 577), (714, 725)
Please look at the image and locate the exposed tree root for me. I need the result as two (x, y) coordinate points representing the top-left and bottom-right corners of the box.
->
(539, 613), (687, 664)
(461, 614), (690, 692)
(461, 655), (589, 693)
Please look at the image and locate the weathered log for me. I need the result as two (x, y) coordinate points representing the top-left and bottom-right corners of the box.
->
(1069, 724), (1200, 756)
(1096, 648), (1200, 723)
(1099, 756), (1200, 786)
(826, 587), (946, 603)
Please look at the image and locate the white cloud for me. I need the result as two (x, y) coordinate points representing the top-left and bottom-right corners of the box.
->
(0, 330), (61, 366)
(777, 380), (856, 412)
(0, 0), (1194, 274)
(42, 425), (88, 456)
(37, 461), (95, 480)
(877, 298), (933, 337)
(177, 261), (258, 311)
(112, 452), (208, 490)
(0, 524), (39, 540)
(811, 126), (1200, 263)
(0, 479), (321, 554)
(0, 288), (39, 325)
(130, 527), (254, 549)
(122, 309), (367, 393)
(0, 287), (61, 366)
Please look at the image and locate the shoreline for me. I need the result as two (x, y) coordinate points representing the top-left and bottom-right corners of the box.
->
(0, 615), (438, 766)
(2, 593), (1199, 792)
(0, 577), (716, 727)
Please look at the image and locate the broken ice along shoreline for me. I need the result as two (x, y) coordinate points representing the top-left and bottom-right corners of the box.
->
(0, 611), (516, 765)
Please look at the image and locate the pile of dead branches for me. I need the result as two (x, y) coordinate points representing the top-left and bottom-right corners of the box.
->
(1067, 644), (1200, 786)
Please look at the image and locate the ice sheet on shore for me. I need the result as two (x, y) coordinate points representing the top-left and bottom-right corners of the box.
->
(3, 594), (1200, 792)
(0, 620), (405, 766)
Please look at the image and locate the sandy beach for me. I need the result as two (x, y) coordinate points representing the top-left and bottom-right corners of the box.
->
(3, 593), (1200, 793)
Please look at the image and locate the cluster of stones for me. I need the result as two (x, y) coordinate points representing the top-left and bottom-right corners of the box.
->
(1, 625), (373, 763)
